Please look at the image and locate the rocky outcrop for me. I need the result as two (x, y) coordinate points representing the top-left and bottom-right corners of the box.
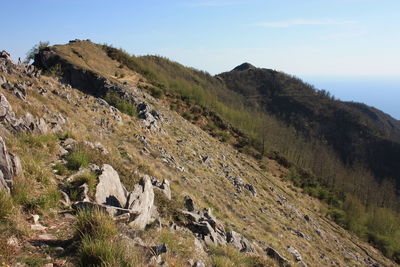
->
(226, 175), (257, 196)
(137, 102), (163, 131)
(72, 164), (157, 230)
(182, 196), (255, 253)
(0, 90), (60, 134)
(0, 136), (22, 193)
(151, 177), (171, 200)
(265, 246), (290, 267)
(226, 230), (255, 253)
(126, 175), (157, 229)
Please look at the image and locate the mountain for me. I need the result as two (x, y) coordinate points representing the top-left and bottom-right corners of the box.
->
(218, 65), (400, 186)
(0, 40), (399, 266)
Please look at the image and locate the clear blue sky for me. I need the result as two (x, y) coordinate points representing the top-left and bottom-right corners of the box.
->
(1, 0), (399, 118)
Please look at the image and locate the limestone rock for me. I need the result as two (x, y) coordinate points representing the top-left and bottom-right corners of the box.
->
(226, 230), (255, 253)
(127, 175), (156, 229)
(95, 164), (127, 208)
(152, 178), (171, 200)
(265, 246), (290, 267)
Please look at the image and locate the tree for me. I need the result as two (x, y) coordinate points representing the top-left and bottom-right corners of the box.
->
(24, 41), (50, 64)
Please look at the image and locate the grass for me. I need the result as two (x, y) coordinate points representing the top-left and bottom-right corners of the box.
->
(208, 245), (274, 267)
(66, 149), (90, 170)
(75, 208), (145, 266)
(154, 190), (188, 225)
(70, 172), (98, 199)
(53, 162), (68, 175)
(0, 190), (13, 222)
(78, 237), (130, 267)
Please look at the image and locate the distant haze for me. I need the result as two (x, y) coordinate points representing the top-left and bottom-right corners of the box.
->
(301, 76), (400, 120)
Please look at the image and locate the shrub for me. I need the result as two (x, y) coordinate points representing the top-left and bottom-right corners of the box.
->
(103, 92), (137, 116)
(149, 86), (164, 98)
(24, 41), (49, 64)
(182, 111), (194, 120)
(48, 64), (63, 78)
(327, 208), (346, 226)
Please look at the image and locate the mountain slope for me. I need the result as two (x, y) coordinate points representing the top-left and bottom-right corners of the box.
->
(0, 40), (395, 265)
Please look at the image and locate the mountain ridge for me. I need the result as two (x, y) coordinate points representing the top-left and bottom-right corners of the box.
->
(1, 40), (398, 265)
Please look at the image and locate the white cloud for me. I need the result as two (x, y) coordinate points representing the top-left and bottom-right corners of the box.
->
(256, 19), (358, 28)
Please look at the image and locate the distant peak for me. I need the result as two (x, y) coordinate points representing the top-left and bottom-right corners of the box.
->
(233, 62), (256, 71)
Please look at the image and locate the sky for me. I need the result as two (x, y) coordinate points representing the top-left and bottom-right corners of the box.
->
(1, 0), (399, 118)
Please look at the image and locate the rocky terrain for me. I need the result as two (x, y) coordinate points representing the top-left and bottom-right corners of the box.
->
(0, 41), (397, 266)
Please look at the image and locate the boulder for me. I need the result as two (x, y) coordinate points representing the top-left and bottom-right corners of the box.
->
(152, 178), (171, 200)
(265, 246), (290, 267)
(226, 230), (255, 253)
(127, 175), (156, 229)
(0, 171), (9, 193)
(184, 196), (196, 212)
(0, 136), (13, 181)
(95, 164), (128, 208)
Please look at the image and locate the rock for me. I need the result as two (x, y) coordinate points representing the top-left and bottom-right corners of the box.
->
(287, 246), (307, 266)
(127, 175), (156, 229)
(59, 191), (71, 207)
(152, 178), (171, 200)
(0, 136), (21, 192)
(184, 196), (196, 212)
(265, 246), (290, 267)
(151, 243), (167, 256)
(137, 102), (162, 131)
(95, 164), (128, 208)
(226, 230), (255, 253)
(183, 198), (227, 246)
(244, 183), (257, 196)
(0, 93), (13, 119)
(32, 214), (40, 224)
(31, 223), (47, 231)
(0, 172), (9, 193)
(193, 260), (206, 267)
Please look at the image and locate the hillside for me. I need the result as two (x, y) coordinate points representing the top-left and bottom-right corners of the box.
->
(0, 40), (398, 266)
(218, 64), (400, 182)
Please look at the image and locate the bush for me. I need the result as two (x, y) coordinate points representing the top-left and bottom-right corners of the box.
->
(149, 86), (164, 98)
(24, 41), (49, 64)
(327, 208), (346, 226)
(182, 111), (194, 121)
(103, 92), (137, 116)
(47, 64), (63, 78)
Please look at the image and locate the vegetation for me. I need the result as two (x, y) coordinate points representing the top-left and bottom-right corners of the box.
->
(24, 41), (50, 64)
(208, 245), (273, 267)
(100, 44), (400, 263)
(66, 148), (90, 170)
(103, 91), (137, 116)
